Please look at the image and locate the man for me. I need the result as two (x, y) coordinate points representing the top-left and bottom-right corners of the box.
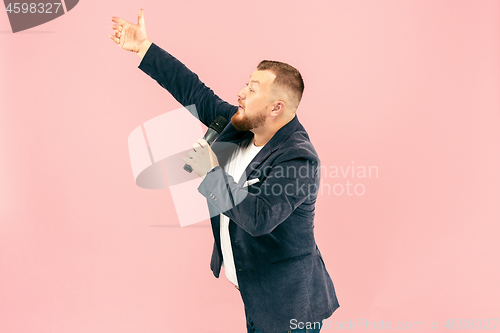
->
(110, 9), (339, 333)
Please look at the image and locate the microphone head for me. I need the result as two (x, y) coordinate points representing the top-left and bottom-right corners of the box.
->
(209, 116), (228, 134)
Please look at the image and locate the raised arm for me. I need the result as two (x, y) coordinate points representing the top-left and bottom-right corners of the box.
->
(109, 9), (237, 127)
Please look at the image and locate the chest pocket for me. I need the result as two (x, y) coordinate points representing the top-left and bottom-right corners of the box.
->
(243, 178), (262, 195)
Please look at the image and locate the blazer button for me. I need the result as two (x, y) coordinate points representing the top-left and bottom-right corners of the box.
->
(238, 268), (242, 272)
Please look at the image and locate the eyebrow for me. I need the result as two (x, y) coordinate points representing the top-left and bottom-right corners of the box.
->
(248, 80), (260, 85)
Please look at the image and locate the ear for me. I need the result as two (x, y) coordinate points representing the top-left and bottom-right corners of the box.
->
(270, 100), (286, 117)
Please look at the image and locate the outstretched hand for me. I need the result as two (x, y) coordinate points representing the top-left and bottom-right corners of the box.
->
(109, 9), (150, 56)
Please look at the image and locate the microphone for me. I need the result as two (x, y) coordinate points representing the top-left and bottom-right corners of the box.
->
(184, 116), (228, 173)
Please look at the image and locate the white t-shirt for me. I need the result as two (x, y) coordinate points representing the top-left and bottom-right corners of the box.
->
(220, 136), (263, 287)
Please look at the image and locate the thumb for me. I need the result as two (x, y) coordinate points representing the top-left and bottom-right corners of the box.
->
(138, 9), (145, 28)
(205, 141), (215, 168)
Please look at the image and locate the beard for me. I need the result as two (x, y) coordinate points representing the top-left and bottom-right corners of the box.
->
(231, 107), (267, 132)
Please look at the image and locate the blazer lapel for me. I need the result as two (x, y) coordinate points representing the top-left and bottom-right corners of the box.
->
(226, 115), (301, 186)
(210, 114), (300, 186)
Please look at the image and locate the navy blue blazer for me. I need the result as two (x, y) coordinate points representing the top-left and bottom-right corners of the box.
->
(139, 43), (339, 333)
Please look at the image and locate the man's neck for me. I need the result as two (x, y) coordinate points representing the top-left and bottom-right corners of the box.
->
(252, 131), (274, 147)
(252, 114), (296, 147)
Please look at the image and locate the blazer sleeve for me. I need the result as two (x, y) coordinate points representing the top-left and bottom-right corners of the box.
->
(138, 43), (238, 128)
(197, 157), (319, 237)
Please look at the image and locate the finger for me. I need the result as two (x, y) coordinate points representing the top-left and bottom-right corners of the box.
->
(192, 141), (202, 151)
(111, 24), (122, 32)
(182, 157), (192, 166)
(197, 139), (208, 148)
(138, 9), (145, 28)
(188, 150), (196, 159)
(109, 35), (120, 44)
(111, 16), (126, 25)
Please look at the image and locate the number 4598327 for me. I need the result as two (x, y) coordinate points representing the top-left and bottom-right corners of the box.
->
(6, 3), (62, 14)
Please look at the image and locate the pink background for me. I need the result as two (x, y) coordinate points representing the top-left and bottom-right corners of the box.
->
(1, 0), (499, 332)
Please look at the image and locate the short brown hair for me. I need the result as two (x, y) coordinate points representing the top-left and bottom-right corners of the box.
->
(257, 60), (304, 110)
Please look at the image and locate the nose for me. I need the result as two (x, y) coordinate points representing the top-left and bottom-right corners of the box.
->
(237, 87), (246, 100)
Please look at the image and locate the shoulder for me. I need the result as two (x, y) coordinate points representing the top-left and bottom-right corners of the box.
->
(274, 122), (320, 165)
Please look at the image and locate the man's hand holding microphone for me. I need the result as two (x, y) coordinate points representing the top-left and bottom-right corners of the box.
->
(182, 139), (220, 179)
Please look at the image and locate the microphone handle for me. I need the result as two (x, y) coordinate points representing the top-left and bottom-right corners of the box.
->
(183, 128), (220, 173)
(203, 128), (219, 145)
